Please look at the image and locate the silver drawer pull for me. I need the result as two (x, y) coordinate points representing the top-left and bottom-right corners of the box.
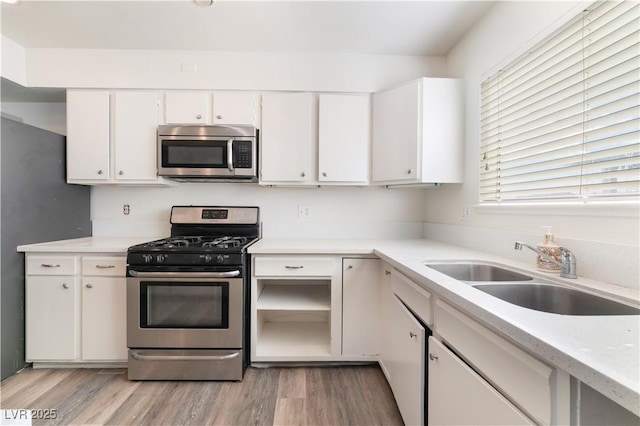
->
(62, 283), (70, 289)
(284, 265), (304, 269)
(96, 265), (116, 269)
(429, 353), (439, 361)
(41, 263), (61, 268)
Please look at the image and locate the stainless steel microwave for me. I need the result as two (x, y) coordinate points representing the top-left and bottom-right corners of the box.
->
(158, 125), (258, 181)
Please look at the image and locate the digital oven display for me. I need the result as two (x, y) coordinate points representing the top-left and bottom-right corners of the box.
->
(202, 209), (228, 220)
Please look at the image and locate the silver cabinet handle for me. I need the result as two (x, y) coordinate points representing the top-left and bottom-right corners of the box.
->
(196, 114), (202, 120)
(284, 265), (304, 270)
(216, 114), (223, 120)
(347, 265), (353, 270)
(96, 265), (116, 269)
(86, 283), (93, 289)
(119, 170), (124, 175)
(407, 168), (412, 174)
(41, 263), (61, 268)
(98, 170), (104, 175)
(227, 138), (234, 172)
(385, 270), (391, 276)
(322, 172), (327, 177)
(62, 283), (70, 289)
(301, 172), (306, 178)
(409, 331), (417, 338)
(429, 353), (439, 361)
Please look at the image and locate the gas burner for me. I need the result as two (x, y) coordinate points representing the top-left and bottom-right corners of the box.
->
(202, 236), (248, 249)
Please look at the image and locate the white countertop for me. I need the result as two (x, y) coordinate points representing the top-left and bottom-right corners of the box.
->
(16, 236), (640, 415)
(250, 238), (640, 417)
(17, 236), (160, 253)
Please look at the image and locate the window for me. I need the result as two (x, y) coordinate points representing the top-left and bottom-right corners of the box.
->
(479, 1), (639, 203)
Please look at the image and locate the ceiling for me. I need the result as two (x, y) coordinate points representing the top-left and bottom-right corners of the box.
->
(0, 0), (494, 102)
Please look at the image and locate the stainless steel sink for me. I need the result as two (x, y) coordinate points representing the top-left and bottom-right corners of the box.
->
(426, 262), (533, 282)
(473, 283), (640, 316)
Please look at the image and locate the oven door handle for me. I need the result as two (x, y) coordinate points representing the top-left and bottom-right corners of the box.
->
(130, 351), (240, 362)
(128, 270), (241, 278)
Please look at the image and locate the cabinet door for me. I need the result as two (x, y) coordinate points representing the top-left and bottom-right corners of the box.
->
(81, 277), (127, 361)
(387, 294), (425, 426)
(67, 90), (110, 181)
(318, 94), (370, 183)
(261, 93), (315, 183)
(26, 276), (77, 361)
(113, 91), (159, 181)
(165, 91), (211, 124)
(428, 337), (535, 426)
(372, 80), (420, 183)
(378, 263), (394, 381)
(342, 258), (379, 357)
(213, 93), (259, 127)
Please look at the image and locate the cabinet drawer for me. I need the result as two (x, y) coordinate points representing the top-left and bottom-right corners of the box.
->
(435, 300), (552, 425)
(391, 269), (432, 325)
(82, 257), (126, 276)
(27, 256), (77, 275)
(254, 257), (336, 277)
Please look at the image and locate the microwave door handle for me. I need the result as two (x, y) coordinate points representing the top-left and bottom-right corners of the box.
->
(227, 138), (234, 172)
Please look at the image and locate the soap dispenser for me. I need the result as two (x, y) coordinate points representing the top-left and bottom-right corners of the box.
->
(537, 226), (561, 272)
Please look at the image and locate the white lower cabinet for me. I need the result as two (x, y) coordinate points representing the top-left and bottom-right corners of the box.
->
(387, 294), (425, 426)
(251, 255), (342, 361)
(26, 276), (78, 361)
(428, 337), (535, 426)
(25, 253), (127, 364)
(342, 258), (380, 358)
(435, 300), (570, 425)
(81, 256), (127, 361)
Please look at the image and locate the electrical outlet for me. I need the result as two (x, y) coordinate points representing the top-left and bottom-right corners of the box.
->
(461, 206), (470, 221)
(298, 205), (311, 219)
(123, 204), (131, 215)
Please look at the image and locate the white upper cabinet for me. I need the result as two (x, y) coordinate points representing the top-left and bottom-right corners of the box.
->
(260, 92), (371, 186)
(260, 93), (316, 184)
(372, 77), (463, 185)
(164, 91), (211, 124)
(67, 90), (111, 181)
(113, 91), (160, 181)
(212, 93), (260, 127)
(66, 89), (163, 185)
(318, 94), (370, 184)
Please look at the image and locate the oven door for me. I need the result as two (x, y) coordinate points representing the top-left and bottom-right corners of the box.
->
(127, 272), (244, 349)
(158, 136), (256, 178)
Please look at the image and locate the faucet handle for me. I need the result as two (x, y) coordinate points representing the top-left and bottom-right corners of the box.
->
(558, 247), (577, 279)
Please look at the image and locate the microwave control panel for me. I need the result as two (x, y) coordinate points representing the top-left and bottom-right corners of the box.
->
(233, 141), (253, 168)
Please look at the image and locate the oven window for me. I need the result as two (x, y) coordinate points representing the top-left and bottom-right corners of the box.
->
(140, 282), (229, 329)
(162, 141), (226, 168)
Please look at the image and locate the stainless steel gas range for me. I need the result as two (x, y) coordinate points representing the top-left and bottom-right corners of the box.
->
(126, 206), (259, 381)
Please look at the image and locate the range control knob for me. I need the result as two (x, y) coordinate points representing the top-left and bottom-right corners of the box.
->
(156, 254), (166, 263)
(143, 254), (153, 263)
(216, 255), (225, 264)
(203, 255), (213, 264)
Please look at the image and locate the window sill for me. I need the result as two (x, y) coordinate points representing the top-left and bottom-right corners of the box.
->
(475, 201), (640, 218)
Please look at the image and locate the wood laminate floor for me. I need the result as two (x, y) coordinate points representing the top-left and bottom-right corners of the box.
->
(0, 365), (404, 426)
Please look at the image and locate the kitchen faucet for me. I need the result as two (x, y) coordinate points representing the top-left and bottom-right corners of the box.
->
(514, 241), (577, 279)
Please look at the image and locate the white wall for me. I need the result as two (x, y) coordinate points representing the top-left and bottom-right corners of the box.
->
(0, 102), (66, 135)
(424, 1), (640, 290)
(1, 35), (26, 86)
(25, 49), (446, 93)
(91, 185), (427, 239)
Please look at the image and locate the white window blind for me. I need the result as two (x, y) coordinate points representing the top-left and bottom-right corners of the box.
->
(480, 1), (640, 203)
